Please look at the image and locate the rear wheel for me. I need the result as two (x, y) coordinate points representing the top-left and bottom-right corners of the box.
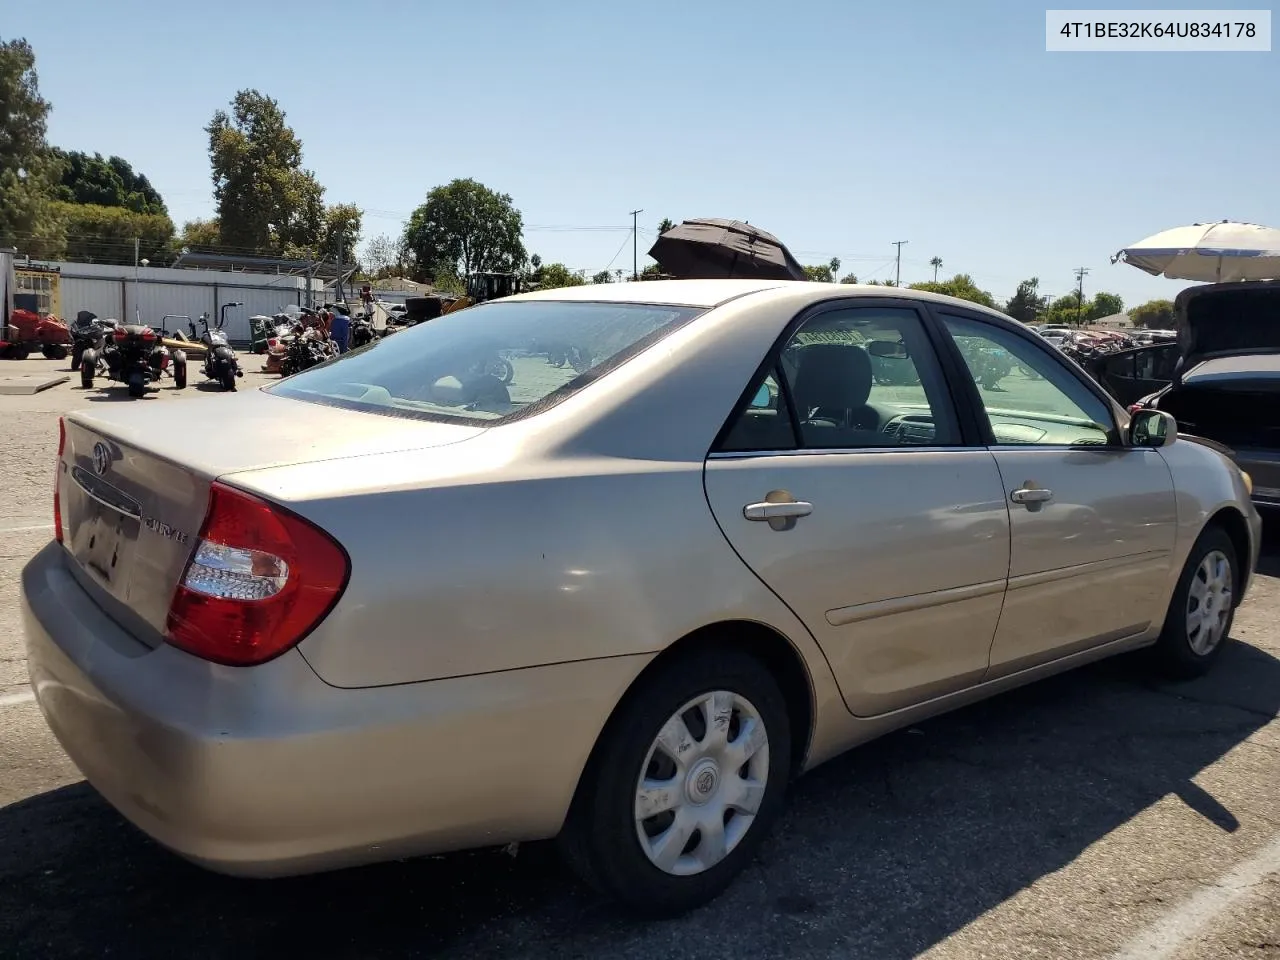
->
(558, 647), (791, 917)
(173, 360), (187, 390)
(1151, 524), (1238, 679)
(219, 368), (236, 391)
(128, 372), (146, 398)
(71, 346), (84, 372)
(42, 343), (68, 360)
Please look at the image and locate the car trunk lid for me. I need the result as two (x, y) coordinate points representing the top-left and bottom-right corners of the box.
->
(1177, 281), (1280, 364)
(57, 389), (483, 643)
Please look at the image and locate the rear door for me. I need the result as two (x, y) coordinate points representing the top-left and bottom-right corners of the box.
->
(704, 299), (1011, 718)
(933, 310), (1178, 676)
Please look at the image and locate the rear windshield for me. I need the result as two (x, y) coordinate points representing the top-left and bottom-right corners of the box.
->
(267, 299), (704, 425)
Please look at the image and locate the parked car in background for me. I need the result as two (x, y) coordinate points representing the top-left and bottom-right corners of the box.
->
(22, 280), (1260, 917)
(1125, 280), (1280, 510)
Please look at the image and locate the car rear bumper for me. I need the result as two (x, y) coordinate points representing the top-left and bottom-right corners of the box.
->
(21, 541), (646, 877)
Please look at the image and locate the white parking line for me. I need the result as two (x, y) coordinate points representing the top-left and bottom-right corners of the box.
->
(0, 691), (35, 707)
(0, 523), (53, 533)
(1109, 830), (1280, 960)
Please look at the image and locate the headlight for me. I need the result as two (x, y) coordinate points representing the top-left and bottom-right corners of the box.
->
(1241, 470), (1253, 495)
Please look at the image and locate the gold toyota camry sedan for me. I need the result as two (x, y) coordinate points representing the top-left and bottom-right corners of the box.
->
(21, 280), (1261, 917)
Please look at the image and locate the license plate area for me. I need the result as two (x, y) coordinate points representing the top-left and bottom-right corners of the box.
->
(70, 464), (142, 591)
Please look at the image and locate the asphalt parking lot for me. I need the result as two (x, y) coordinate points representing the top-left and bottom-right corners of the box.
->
(1, 351), (1277, 960)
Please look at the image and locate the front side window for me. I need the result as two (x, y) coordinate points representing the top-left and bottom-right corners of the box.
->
(940, 313), (1117, 446)
(268, 300), (703, 424)
(719, 304), (960, 451)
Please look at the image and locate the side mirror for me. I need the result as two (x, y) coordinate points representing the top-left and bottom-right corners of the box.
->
(1129, 408), (1177, 448)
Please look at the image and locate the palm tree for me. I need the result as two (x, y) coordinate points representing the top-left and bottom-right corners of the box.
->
(930, 256), (943, 283)
(657, 218), (675, 235)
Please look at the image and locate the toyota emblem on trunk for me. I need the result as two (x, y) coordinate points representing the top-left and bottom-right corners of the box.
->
(92, 442), (112, 475)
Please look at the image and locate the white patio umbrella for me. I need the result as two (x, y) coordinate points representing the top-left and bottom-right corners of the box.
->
(1112, 220), (1280, 282)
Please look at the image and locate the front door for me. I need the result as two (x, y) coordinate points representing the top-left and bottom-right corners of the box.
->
(704, 301), (1011, 718)
(937, 311), (1179, 676)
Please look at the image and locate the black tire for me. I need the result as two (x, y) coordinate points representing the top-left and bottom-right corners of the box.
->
(219, 368), (236, 391)
(79, 356), (95, 389)
(128, 372), (146, 398)
(557, 647), (792, 917)
(1150, 524), (1239, 680)
(173, 360), (187, 390)
(12, 343), (30, 361)
(43, 343), (68, 360)
(71, 346), (84, 372)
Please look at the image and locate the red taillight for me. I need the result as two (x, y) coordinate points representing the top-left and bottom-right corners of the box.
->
(113, 328), (127, 342)
(53, 417), (65, 544)
(165, 482), (350, 667)
(1127, 403), (1145, 415)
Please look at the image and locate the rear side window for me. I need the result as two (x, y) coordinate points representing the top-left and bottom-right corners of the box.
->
(268, 300), (703, 425)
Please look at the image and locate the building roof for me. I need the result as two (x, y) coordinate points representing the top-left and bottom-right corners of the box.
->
(172, 251), (351, 281)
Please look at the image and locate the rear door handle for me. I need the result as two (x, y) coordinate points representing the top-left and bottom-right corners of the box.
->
(744, 501), (814, 521)
(1010, 487), (1054, 504)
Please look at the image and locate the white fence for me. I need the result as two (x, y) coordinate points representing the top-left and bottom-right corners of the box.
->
(54, 262), (326, 344)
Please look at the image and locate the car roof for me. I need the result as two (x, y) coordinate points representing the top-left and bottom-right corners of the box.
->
(507, 279), (1016, 322)
(1184, 353), (1280, 381)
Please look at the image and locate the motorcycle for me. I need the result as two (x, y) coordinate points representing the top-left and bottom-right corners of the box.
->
(350, 313), (377, 349)
(81, 319), (186, 397)
(68, 311), (119, 372)
(188, 311), (243, 390)
(279, 318), (338, 376)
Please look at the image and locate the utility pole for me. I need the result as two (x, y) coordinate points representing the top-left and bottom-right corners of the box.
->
(336, 235), (344, 303)
(630, 208), (644, 280)
(133, 237), (141, 324)
(892, 240), (908, 286)
(1074, 266), (1091, 326)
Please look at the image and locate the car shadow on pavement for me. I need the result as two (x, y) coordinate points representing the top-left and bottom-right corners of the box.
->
(2, 543), (1279, 959)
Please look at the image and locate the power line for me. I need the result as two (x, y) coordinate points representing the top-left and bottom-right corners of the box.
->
(629, 209), (643, 281)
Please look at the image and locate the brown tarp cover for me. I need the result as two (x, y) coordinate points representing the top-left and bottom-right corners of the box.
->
(647, 218), (808, 281)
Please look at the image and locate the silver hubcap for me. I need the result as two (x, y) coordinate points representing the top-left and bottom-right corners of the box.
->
(1187, 549), (1233, 656)
(634, 690), (770, 877)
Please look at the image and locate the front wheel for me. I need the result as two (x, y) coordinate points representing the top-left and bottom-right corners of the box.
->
(1150, 524), (1239, 679)
(43, 343), (68, 361)
(173, 360), (187, 390)
(80, 355), (96, 389)
(558, 647), (792, 917)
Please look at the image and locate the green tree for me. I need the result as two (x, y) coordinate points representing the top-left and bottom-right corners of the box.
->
(402, 177), (526, 284)
(930, 256), (943, 282)
(533, 262), (586, 290)
(657, 218), (675, 234)
(1088, 291), (1125, 321)
(1129, 298), (1176, 329)
(803, 263), (834, 282)
(178, 218), (221, 252)
(52, 149), (166, 215)
(1041, 294), (1088, 326)
(205, 89), (325, 254)
(0, 38), (63, 257)
(839, 272), (859, 284)
(908, 273), (996, 308)
(317, 202), (362, 263)
(591, 269), (613, 284)
(53, 201), (174, 265)
(1004, 277), (1047, 324)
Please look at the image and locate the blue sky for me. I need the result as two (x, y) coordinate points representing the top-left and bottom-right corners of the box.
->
(9, 0), (1277, 308)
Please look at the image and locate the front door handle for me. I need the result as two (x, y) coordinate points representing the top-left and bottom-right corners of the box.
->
(744, 500), (814, 521)
(1010, 486), (1054, 505)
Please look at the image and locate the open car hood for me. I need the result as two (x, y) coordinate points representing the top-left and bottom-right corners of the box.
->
(1176, 280), (1280, 363)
